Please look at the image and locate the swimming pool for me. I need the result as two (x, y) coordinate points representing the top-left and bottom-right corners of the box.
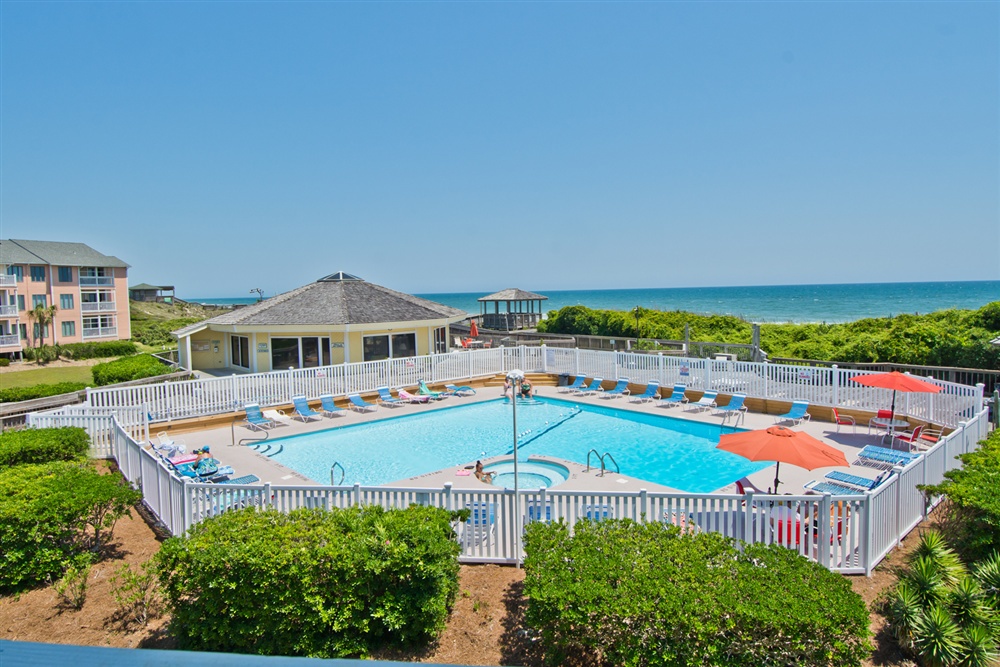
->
(262, 397), (768, 492)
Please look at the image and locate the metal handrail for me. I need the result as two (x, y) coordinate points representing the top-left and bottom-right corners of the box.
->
(331, 462), (346, 486)
(585, 449), (604, 474)
(600, 452), (620, 475)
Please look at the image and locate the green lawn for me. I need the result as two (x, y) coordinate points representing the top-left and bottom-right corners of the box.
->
(0, 365), (96, 389)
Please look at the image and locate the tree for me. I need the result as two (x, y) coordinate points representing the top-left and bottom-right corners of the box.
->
(27, 303), (58, 362)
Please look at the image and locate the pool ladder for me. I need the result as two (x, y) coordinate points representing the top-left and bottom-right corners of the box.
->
(330, 462), (346, 486)
(585, 449), (620, 477)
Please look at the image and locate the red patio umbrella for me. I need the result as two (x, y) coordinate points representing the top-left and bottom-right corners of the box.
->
(469, 319), (479, 338)
(717, 426), (849, 493)
(850, 371), (941, 421)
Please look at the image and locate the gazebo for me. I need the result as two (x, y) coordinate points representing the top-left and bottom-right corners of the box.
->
(478, 288), (548, 331)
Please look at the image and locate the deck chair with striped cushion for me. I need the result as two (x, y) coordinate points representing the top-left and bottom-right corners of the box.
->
(291, 396), (322, 422)
(629, 381), (661, 404)
(319, 394), (346, 418)
(347, 394), (378, 413)
(775, 400), (811, 425)
(599, 378), (631, 399)
(559, 375), (588, 394)
(376, 386), (404, 408)
(243, 403), (275, 431)
(659, 384), (687, 408)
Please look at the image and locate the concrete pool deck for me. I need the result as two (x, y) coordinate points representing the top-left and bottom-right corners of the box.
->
(176, 384), (900, 495)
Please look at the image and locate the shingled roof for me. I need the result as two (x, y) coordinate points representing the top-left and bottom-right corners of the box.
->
(174, 274), (465, 336)
(478, 288), (548, 302)
(0, 239), (129, 268)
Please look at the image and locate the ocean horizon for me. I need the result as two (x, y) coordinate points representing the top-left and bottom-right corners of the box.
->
(188, 279), (999, 324)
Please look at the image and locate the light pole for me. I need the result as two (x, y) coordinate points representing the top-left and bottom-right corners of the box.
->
(633, 305), (641, 346)
(506, 369), (525, 566)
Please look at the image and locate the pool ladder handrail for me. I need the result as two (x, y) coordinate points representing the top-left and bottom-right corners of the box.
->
(585, 449), (620, 477)
(330, 461), (346, 486)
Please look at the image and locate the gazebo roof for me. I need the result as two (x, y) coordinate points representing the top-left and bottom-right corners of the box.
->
(478, 288), (548, 302)
(130, 283), (173, 291)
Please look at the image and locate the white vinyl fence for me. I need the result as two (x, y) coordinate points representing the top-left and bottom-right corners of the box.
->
(77, 346), (983, 429)
(29, 405), (992, 575)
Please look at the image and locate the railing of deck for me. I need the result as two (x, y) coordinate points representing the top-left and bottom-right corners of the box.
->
(78, 346), (983, 428)
(26, 405), (991, 575)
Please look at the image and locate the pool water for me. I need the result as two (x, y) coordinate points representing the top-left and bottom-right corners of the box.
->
(484, 459), (570, 489)
(263, 398), (767, 492)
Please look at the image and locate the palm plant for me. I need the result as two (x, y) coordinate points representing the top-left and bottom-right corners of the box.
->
(887, 530), (1000, 666)
(27, 303), (58, 362)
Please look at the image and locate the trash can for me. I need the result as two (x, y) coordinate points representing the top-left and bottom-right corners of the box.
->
(558, 373), (571, 387)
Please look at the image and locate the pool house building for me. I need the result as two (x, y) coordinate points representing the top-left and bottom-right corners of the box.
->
(173, 272), (467, 373)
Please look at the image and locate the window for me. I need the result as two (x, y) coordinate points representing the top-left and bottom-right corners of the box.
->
(270, 338), (299, 369)
(19, 324), (27, 340)
(7, 266), (22, 282)
(32, 295), (47, 308)
(434, 327), (447, 353)
(58, 266), (72, 282)
(32, 323), (49, 340)
(231, 335), (250, 369)
(17, 295), (24, 311)
(363, 332), (417, 362)
(62, 321), (75, 337)
(30, 266), (45, 282)
(60, 294), (74, 310)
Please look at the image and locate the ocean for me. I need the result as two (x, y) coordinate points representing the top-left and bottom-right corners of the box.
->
(189, 280), (999, 323)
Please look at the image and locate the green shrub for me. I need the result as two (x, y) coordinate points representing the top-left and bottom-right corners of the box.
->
(923, 429), (1000, 561)
(0, 357), (10, 367)
(22, 345), (59, 363)
(91, 354), (170, 386)
(523, 519), (871, 667)
(0, 382), (87, 403)
(130, 318), (199, 347)
(156, 505), (460, 658)
(54, 552), (94, 610)
(110, 560), (163, 629)
(58, 341), (137, 360)
(0, 426), (90, 468)
(0, 461), (141, 593)
(886, 530), (1000, 667)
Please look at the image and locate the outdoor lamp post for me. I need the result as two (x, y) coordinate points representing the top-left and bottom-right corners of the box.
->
(506, 369), (525, 566)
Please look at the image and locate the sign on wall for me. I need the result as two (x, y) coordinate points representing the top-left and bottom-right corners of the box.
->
(257, 343), (268, 352)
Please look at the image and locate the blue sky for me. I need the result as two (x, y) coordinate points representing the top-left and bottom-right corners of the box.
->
(2, 2), (997, 298)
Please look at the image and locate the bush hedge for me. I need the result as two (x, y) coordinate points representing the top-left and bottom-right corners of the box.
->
(537, 301), (1000, 368)
(923, 429), (1000, 562)
(156, 505), (460, 658)
(58, 341), (137, 360)
(0, 382), (87, 403)
(523, 519), (871, 667)
(0, 426), (90, 468)
(91, 354), (170, 386)
(0, 461), (141, 593)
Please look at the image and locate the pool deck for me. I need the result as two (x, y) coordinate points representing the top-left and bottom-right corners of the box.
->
(177, 385), (893, 495)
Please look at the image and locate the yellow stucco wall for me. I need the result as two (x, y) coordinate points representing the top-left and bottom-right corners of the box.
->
(190, 332), (225, 369)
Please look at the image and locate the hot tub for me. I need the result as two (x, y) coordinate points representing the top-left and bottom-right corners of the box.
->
(483, 458), (570, 489)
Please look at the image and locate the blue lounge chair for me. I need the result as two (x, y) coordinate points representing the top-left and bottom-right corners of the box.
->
(319, 394), (345, 418)
(854, 445), (921, 470)
(598, 378), (631, 400)
(583, 504), (614, 521)
(775, 400), (811, 425)
(684, 390), (718, 412)
(804, 480), (867, 495)
(463, 502), (496, 546)
(558, 375), (587, 394)
(826, 470), (889, 490)
(291, 395), (322, 422)
(713, 394), (748, 423)
(658, 384), (687, 407)
(376, 386), (404, 408)
(214, 474), (261, 485)
(444, 384), (476, 397)
(243, 403), (274, 431)
(418, 379), (447, 400)
(347, 393), (378, 413)
(525, 501), (553, 524)
(575, 377), (604, 395)
(629, 381), (661, 403)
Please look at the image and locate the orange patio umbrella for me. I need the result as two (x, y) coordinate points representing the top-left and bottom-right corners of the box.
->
(850, 371), (941, 421)
(469, 319), (479, 338)
(717, 426), (849, 493)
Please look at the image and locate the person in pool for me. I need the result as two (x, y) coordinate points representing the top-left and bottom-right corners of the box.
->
(519, 379), (533, 398)
(474, 460), (494, 483)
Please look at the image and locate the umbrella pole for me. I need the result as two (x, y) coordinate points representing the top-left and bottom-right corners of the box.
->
(772, 461), (780, 494)
(890, 390), (897, 422)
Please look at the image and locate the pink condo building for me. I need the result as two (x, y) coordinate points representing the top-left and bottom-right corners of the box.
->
(0, 239), (131, 358)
